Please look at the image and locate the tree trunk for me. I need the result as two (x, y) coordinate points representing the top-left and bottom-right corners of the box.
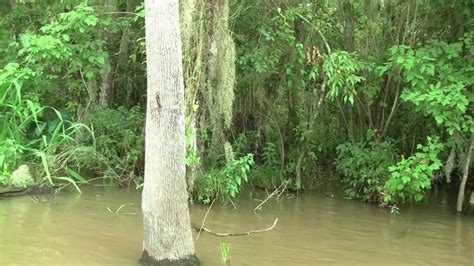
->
(444, 144), (456, 183)
(141, 0), (198, 265)
(96, 0), (116, 107)
(456, 135), (473, 213)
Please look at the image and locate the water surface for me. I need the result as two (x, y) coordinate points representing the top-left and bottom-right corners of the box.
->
(0, 187), (473, 265)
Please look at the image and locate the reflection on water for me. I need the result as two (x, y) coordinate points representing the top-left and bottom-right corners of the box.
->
(0, 187), (473, 265)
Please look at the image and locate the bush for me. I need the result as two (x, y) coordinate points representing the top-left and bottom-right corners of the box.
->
(335, 141), (397, 203)
(384, 137), (443, 203)
(193, 153), (254, 204)
(74, 106), (144, 183)
(249, 140), (287, 189)
(250, 165), (285, 189)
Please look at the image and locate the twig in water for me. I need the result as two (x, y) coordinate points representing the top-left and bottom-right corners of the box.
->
(191, 218), (279, 237)
(254, 179), (290, 211)
(276, 179), (290, 200)
(196, 197), (217, 240)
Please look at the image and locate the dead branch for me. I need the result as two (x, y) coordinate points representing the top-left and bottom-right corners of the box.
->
(196, 197), (217, 240)
(191, 218), (278, 237)
(254, 179), (290, 211)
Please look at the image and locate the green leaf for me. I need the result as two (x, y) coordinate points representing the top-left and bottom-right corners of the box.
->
(402, 175), (410, 183)
(85, 69), (94, 79)
(65, 167), (87, 183)
(434, 115), (443, 124)
(55, 176), (82, 193)
(96, 56), (105, 65)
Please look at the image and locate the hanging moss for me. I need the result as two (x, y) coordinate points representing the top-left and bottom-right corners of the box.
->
(180, 0), (237, 186)
(217, 33), (236, 129)
(217, 0), (235, 129)
(180, 0), (196, 48)
(224, 141), (235, 162)
(206, 0), (236, 161)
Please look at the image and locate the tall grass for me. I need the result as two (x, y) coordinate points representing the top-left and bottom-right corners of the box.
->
(0, 63), (92, 192)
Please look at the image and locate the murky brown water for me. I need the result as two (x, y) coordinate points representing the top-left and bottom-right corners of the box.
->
(0, 186), (473, 265)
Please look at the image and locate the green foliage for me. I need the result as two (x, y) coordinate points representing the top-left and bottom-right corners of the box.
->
(385, 32), (474, 135)
(250, 165), (286, 190)
(232, 134), (285, 189)
(384, 137), (443, 203)
(232, 133), (252, 156)
(220, 241), (231, 264)
(17, 3), (106, 79)
(250, 141), (287, 189)
(0, 2), (113, 190)
(185, 117), (200, 168)
(79, 106), (144, 181)
(262, 141), (279, 168)
(324, 51), (366, 104)
(1, 2), (111, 122)
(194, 154), (254, 204)
(336, 141), (397, 202)
(0, 61), (91, 190)
(0, 0), (471, 208)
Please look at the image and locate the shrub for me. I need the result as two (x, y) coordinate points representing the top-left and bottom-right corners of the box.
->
(335, 141), (396, 202)
(384, 137), (443, 203)
(74, 106), (144, 183)
(193, 153), (254, 204)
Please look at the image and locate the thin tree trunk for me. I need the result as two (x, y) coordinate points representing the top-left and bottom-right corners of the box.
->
(141, 0), (198, 264)
(444, 144), (456, 183)
(99, 56), (113, 107)
(94, 0), (115, 107)
(295, 152), (305, 190)
(456, 136), (473, 213)
(115, 26), (131, 105)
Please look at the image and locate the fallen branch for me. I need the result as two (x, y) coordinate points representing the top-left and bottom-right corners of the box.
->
(0, 186), (29, 196)
(191, 218), (278, 237)
(0, 185), (56, 197)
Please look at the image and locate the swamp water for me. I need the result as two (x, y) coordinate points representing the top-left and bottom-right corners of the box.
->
(0, 186), (473, 265)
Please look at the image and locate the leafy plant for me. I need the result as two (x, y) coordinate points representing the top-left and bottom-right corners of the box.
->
(194, 154), (254, 204)
(385, 33), (474, 136)
(249, 165), (286, 190)
(185, 116), (200, 168)
(262, 141), (280, 168)
(324, 51), (365, 104)
(220, 241), (231, 265)
(79, 106), (144, 182)
(0, 59), (91, 191)
(384, 137), (443, 203)
(389, 204), (400, 215)
(335, 141), (397, 202)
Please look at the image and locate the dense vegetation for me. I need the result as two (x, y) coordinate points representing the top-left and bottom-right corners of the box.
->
(0, 0), (472, 212)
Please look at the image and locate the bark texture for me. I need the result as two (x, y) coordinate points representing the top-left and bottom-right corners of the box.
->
(142, 0), (196, 263)
(444, 144), (456, 183)
(456, 136), (473, 213)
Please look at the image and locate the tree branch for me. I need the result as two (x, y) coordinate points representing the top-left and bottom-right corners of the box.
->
(254, 179), (290, 211)
(380, 83), (400, 139)
(191, 218), (279, 237)
(296, 14), (332, 54)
